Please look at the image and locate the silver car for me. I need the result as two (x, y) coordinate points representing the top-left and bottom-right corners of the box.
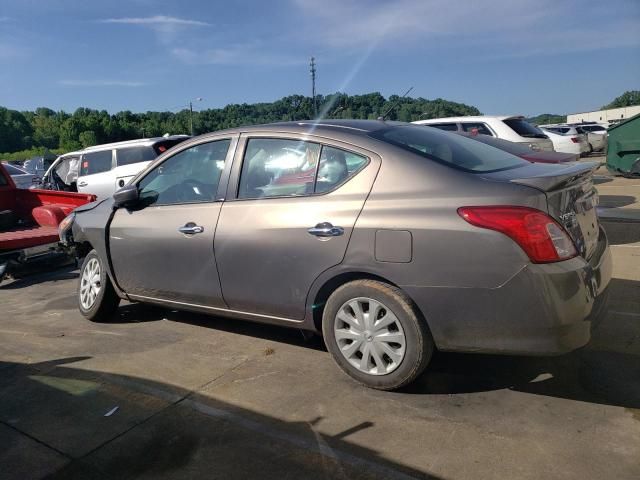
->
(60, 120), (612, 390)
(1, 162), (40, 189)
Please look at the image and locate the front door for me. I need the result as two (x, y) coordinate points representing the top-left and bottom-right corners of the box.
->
(109, 137), (235, 306)
(215, 135), (379, 319)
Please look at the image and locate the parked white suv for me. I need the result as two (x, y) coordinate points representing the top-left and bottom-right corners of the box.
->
(413, 116), (555, 152)
(539, 125), (590, 156)
(43, 136), (189, 200)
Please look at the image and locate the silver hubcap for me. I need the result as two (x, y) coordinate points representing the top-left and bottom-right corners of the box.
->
(334, 297), (406, 375)
(80, 258), (101, 310)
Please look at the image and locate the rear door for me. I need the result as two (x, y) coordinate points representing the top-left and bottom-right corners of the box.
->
(214, 134), (379, 319)
(77, 149), (115, 199)
(109, 136), (236, 306)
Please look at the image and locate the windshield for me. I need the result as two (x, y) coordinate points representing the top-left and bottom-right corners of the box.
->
(2, 163), (28, 175)
(371, 125), (528, 173)
(503, 118), (547, 138)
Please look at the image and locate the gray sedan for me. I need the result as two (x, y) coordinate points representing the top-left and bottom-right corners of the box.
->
(60, 120), (611, 390)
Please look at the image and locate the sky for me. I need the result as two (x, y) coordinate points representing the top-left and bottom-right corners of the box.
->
(0, 0), (638, 116)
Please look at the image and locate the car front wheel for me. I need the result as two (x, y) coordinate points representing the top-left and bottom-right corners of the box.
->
(322, 279), (433, 390)
(78, 249), (120, 322)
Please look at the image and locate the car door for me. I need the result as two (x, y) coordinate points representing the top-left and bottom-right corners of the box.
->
(109, 136), (236, 306)
(214, 134), (380, 320)
(77, 149), (115, 199)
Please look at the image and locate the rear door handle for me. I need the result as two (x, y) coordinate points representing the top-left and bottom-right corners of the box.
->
(307, 222), (344, 237)
(78, 181), (88, 187)
(179, 222), (204, 235)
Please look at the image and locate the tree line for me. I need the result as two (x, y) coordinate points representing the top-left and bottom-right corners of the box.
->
(0, 93), (480, 160)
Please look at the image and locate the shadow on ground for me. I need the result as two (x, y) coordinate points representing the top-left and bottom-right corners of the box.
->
(0, 357), (438, 480)
(96, 277), (640, 411)
(598, 195), (637, 208)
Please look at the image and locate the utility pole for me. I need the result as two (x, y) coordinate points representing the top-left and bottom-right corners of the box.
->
(189, 101), (194, 136)
(188, 97), (203, 136)
(310, 57), (317, 117)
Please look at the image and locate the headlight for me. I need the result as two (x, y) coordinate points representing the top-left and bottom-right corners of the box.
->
(58, 212), (75, 240)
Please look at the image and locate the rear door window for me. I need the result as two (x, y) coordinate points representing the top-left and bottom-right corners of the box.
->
(80, 150), (113, 176)
(461, 122), (493, 136)
(116, 146), (157, 166)
(426, 123), (458, 131)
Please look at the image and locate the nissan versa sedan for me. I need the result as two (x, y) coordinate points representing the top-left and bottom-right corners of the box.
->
(59, 120), (612, 390)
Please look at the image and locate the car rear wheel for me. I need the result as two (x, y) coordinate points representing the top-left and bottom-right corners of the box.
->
(78, 249), (120, 322)
(322, 279), (433, 390)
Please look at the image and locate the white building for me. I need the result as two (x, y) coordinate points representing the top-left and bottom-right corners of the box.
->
(567, 105), (640, 124)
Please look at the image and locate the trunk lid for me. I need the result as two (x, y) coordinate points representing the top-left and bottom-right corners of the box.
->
(482, 161), (601, 259)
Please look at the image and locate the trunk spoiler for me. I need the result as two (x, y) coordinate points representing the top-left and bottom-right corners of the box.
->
(508, 161), (599, 192)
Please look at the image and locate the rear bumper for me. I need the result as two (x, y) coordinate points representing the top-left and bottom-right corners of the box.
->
(404, 227), (612, 355)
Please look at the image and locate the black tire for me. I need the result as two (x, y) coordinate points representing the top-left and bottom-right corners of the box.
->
(322, 279), (434, 390)
(587, 143), (594, 154)
(78, 249), (120, 322)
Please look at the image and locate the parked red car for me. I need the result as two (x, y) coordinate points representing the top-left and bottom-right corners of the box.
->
(0, 162), (96, 283)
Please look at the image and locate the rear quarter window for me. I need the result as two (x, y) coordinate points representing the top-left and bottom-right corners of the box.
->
(426, 123), (458, 131)
(371, 125), (528, 173)
(116, 146), (157, 166)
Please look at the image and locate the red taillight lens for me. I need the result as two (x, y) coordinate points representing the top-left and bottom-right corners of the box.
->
(457, 206), (577, 263)
(570, 137), (580, 143)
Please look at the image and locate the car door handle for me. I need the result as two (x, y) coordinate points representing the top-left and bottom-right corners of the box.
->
(307, 222), (344, 237)
(78, 181), (88, 187)
(178, 223), (204, 235)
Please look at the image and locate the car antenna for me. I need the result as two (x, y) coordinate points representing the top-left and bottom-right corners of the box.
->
(378, 86), (414, 121)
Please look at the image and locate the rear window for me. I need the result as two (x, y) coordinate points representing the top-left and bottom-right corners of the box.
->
(547, 127), (570, 134)
(460, 134), (534, 155)
(371, 125), (527, 173)
(116, 146), (157, 166)
(503, 118), (545, 138)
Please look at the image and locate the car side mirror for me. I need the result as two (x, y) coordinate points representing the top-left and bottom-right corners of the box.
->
(113, 184), (139, 208)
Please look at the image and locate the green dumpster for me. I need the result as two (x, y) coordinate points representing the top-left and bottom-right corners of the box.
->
(606, 113), (640, 177)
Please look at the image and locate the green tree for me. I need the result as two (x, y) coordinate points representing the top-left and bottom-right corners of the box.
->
(602, 90), (640, 109)
(79, 130), (97, 147)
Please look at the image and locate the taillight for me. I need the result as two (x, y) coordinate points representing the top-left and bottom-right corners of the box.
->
(570, 137), (580, 143)
(457, 206), (577, 263)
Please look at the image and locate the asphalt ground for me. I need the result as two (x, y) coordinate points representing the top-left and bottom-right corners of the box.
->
(1, 156), (639, 479)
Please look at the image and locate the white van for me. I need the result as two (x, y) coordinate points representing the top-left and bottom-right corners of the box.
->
(413, 116), (555, 152)
(43, 136), (189, 200)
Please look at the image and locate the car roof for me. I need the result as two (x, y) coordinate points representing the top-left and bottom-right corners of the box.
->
(191, 119), (406, 141)
(82, 135), (190, 152)
(412, 115), (524, 124)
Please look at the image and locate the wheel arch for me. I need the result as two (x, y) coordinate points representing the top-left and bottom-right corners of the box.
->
(309, 270), (430, 334)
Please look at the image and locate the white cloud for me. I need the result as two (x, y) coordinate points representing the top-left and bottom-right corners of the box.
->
(58, 80), (147, 87)
(99, 15), (209, 27)
(291, 0), (640, 54)
(0, 43), (27, 59)
(171, 45), (306, 67)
